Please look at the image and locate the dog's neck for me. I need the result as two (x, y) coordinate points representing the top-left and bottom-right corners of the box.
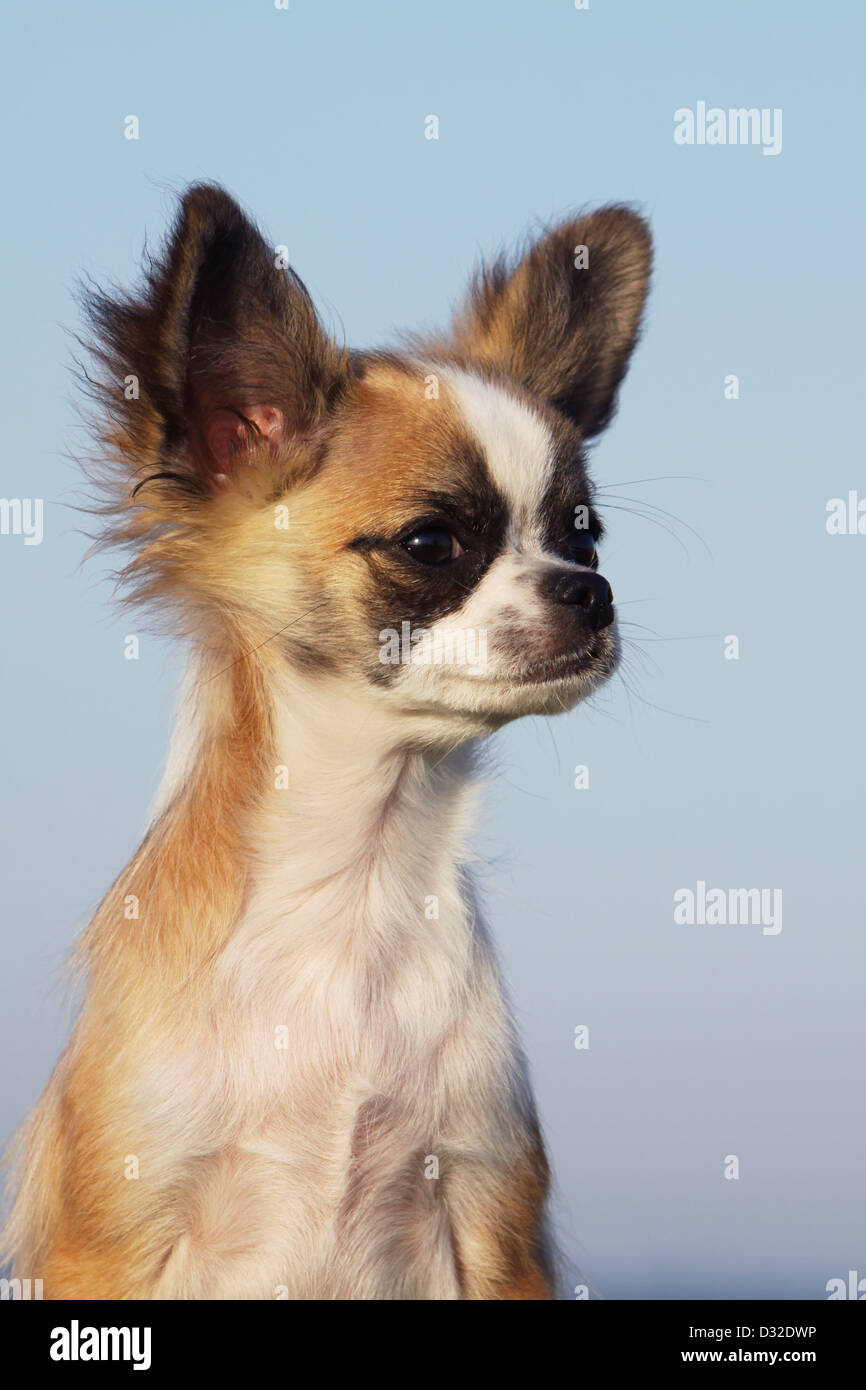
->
(152, 645), (482, 927)
(258, 676), (480, 901)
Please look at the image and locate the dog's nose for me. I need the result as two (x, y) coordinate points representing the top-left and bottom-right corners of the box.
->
(548, 571), (615, 631)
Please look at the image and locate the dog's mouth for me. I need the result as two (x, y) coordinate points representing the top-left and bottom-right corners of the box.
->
(499, 626), (618, 686)
(388, 630), (620, 730)
(440, 631), (617, 690)
(508, 651), (598, 685)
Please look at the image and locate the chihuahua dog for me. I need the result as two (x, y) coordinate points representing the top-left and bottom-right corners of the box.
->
(3, 185), (650, 1299)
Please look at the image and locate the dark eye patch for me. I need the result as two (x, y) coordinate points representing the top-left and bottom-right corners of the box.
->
(348, 482), (508, 686)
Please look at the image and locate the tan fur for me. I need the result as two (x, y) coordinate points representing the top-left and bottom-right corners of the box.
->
(449, 1148), (554, 1300)
(4, 650), (274, 1294)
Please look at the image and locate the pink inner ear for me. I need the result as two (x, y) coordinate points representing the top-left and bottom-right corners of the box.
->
(204, 405), (286, 473)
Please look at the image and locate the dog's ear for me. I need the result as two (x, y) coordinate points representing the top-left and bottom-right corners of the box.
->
(85, 183), (348, 495)
(447, 207), (651, 438)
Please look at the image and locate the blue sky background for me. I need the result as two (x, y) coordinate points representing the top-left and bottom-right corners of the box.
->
(1, 0), (864, 1298)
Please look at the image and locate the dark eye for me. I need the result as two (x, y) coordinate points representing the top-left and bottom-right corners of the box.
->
(567, 530), (599, 568)
(402, 527), (463, 566)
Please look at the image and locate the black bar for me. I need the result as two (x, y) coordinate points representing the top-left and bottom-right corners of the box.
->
(1, 1298), (859, 1375)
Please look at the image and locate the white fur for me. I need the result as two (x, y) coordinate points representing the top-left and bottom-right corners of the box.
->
(440, 366), (555, 547)
(143, 670), (538, 1299)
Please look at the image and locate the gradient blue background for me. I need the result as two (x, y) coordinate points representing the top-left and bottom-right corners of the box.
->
(2, 0), (863, 1299)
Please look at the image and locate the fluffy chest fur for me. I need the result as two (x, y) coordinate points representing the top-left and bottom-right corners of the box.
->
(139, 672), (532, 1298)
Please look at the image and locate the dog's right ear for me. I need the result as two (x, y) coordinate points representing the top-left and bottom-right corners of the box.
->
(85, 184), (348, 498)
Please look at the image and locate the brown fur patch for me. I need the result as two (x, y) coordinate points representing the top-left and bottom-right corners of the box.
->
(447, 1145), (555, 1300)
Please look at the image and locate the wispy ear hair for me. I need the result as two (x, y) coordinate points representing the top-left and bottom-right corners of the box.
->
(76, 182), (350, 609)
(420, 205), (652, 438)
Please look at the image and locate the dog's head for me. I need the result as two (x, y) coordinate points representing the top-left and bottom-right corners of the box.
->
(88, 184), (651, 738)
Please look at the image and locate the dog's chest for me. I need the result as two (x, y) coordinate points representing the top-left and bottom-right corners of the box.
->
(143, 727), (523, 1294)
(151, 855), (513, 1295)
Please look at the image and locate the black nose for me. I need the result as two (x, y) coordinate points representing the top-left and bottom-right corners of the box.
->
(548, 571), (615, 631)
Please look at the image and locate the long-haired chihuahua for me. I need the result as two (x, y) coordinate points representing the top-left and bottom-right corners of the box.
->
(3, 185), (651, 1299)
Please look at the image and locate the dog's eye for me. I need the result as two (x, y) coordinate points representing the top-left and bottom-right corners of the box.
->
(567, 531), (599, 568)
(403, 527), (463, 566)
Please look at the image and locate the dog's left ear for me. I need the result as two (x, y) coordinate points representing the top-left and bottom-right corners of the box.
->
(447, 207), (652, 438)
